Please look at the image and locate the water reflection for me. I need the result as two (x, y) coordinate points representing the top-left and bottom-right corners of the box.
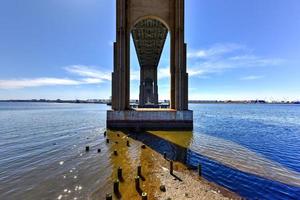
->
(90, 131), (162, 200)
(126, 130), (300, 199)
(125, 130), (192, 164)
(2, 103), (300, 199)
(149, 131), (300, 187)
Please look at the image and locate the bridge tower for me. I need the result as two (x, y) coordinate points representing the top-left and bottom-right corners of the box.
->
(107, 0), (193, 130)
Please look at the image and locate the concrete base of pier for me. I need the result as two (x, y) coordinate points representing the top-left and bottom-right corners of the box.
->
(107, 109), (193, 130)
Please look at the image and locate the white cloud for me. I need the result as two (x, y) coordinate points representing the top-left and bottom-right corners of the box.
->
(65, 65), (111, 81)
(240, 75), (264, 81)
(0, 78), (81, 89)
(0, 65), (111, 90)
(187, 43), (245, 59)
(130, 70), (140, 81)
(187, 43), (283, 77)
(158, 67), (170, 79)
(228, 55), (283, 67)
(132, 43), (280, 81)
(81, 78), (105, 84)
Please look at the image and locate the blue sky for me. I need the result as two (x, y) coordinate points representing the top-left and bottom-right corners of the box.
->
(0, 0), (299, 101)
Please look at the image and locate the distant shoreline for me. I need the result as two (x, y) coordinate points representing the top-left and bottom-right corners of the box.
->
(0, 99), (299, 104)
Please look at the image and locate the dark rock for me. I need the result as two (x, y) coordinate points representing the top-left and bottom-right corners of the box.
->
(160, 185), (166, 192)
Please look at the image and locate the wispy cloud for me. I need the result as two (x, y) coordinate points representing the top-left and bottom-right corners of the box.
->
(65, 65), (111, 81)
(187, 43), (246, 59)
(0, 78), (81, 89)
(130, 70), (140, 81)
(0, 65), (111, 89)
(131, 43), (282, 80)
(240, 75), (264, 81)
(187, 43), (283, 77)
(0, 43), (284, 90)
(187, 43), (247, 59)
(158, 67), (170, 79)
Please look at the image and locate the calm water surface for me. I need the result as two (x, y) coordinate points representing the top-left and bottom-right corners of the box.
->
(0, 102), (300, 199)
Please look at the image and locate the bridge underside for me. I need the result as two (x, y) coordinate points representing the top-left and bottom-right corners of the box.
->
(132, 19), (168, 108)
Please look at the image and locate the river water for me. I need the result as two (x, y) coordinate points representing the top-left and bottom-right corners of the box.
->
(0, 102), (299, 199)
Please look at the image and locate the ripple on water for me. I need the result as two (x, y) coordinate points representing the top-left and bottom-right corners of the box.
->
(1, 103), (300, 199)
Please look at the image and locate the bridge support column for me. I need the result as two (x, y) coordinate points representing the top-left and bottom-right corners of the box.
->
(108, 0), (193, 130)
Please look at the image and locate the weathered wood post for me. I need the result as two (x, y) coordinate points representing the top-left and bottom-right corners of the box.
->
(113, 180), (120, 194)
(135, 176), (140, 190)
(114, 150), (118, 156)
(142, 192), (148, 200)
(106, 193), (112, 200)
(137, 165), (142, 177)
(117, 167), (123, 180)
(170, 161), (173, 175)
(198, 163), (202, 177)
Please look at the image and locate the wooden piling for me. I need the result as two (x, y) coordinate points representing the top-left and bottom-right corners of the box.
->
(97, 149), (101, 153)
(170, 161), (173, 175)
(113, 180), (120, 194)
(135, 176), (140, 190)
(137, 165), (142, 176)
(117, 167), (123, 180)
(198, 164), (202, 177)
(114, 150), (118, 156)
(142, 192), (148, 200)
(127, 140), (130, 147)
(85, 146), (90, 152)
(163, 152), (167, 159)
(106, 193), (112, 200)
(106, 139), (110, 144)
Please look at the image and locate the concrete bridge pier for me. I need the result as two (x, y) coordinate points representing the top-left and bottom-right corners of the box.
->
(107, 0), (193, 130)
